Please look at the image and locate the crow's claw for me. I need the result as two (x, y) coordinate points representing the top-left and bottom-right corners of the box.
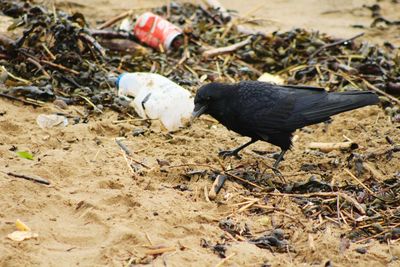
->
(218, 150), (242, 159)
(272, 167), (286, 183)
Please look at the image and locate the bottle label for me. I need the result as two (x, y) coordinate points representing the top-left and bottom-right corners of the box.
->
(134, 12), (182, 50)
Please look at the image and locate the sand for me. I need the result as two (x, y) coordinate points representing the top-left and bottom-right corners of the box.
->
(0, 0), (399, 266)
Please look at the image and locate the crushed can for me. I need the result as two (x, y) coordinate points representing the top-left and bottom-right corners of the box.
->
(133, 12), (183, 50)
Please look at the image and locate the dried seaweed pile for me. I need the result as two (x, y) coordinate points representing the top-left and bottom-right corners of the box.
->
(0, 1), (399, 115)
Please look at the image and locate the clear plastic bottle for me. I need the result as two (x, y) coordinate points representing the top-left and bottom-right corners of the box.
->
(116, 72), (194, 131)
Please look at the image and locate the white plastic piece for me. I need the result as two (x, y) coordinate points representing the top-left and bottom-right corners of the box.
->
(36, 114), (68, 129)
(258, 72), (284, 85)
(117, 72), (194, 131)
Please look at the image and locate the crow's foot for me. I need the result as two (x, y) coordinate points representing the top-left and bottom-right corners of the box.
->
(272, 167), (286, 183)
(218, 150), (242, 159)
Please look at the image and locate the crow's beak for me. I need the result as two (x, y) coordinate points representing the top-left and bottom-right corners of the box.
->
(191, 104), (207, 122)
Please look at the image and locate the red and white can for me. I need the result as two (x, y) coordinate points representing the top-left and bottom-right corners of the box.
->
(133, 12), (182, 50)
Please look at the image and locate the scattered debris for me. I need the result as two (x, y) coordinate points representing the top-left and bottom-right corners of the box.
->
(7, 219), (38, 242)
(36, 114), (68, 129)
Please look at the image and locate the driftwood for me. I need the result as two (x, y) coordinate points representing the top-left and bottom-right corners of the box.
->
(97, 10), (133, 30)
(202, 37), (251, 58)
(308, 141), (358, 153)
(208, 174), (227, 200)
(99, 39), (149, 54)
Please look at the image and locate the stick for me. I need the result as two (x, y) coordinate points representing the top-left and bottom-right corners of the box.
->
(145, 246), (176, 255)
(5, 171), (50, 185)
(237, 199), (258, 213)
(115, 138), (132, 156)
(115, 139), (150, 169)
(41, 44), (56, 60)
(308, 141), (358, 152)
(87, 29), (130, 39)
(79, 33), (107, 57)
(0, 93), (43, 107)
(98, 10), (133, 30)
(344, 168), (380, 197)
(208, 174), (227, 200)
(0, 66), (30, 84)
(79, 95), (103, 113)
(362, 79), (400, 105)
(268, 191), (366, 215)
(40, 60), (80, 75)
(203, 37), (251, 58)
(98, 39), (148, 54)
(309, 32), (364, 58)
(27, 57), (50, 78)
(224, 171), (264, 190)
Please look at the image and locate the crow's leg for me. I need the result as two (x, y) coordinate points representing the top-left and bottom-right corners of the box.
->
(272, 149), (287, 183)
(219, 139), (256, 159)
(272, 149), (287, 169)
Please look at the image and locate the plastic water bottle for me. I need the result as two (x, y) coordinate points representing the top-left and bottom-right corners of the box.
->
(116, 72), (194, 131)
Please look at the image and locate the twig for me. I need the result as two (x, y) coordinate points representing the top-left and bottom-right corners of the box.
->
(79, 95), (103, 113)
(355, 222), (400, 243)
(87, 29), (130, 39)
(115, 139), (150, 169)
(98, 10), (133, 30)
(224, 171), (264, 190)
(0, 66), (30, 84)
(309, 32), (364, 58)
(234, 58), (262, 76)
(40, 60), (80, 75)
(268, 191), (366, 215)
(99, 39), (148, 54)
(168, 163), (264, 190)
(79, 33), (107, 58)
(115, 138), (132, 156)
(145, 232), (154, 246)
(237, 199), (258, 213)
(308, 141), (357, 152)
(145, 246), (176, 255)
(214, 252), (236, 267)
(344, 168), (378, 197)
(0, 93), (43, 107)
(27, 57), (50, 78)
(4, 171), (50, 185)
(203, 37), (251, 58)
(274, 210), (306, 227)
(41, 43), (56, 60)
(121, 152), (136, 174)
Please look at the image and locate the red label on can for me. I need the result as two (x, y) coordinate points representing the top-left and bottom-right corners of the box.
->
(134, 12), (182, 50)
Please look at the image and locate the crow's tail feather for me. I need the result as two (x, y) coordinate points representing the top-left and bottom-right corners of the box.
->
(304, 91), (379, 123)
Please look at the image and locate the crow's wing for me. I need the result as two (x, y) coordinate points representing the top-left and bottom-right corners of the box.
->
(235, 82), (378, 136)
(235, 82), (305, 135)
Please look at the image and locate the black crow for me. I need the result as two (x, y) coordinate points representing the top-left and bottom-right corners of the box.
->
(192, 81), (379, 169)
